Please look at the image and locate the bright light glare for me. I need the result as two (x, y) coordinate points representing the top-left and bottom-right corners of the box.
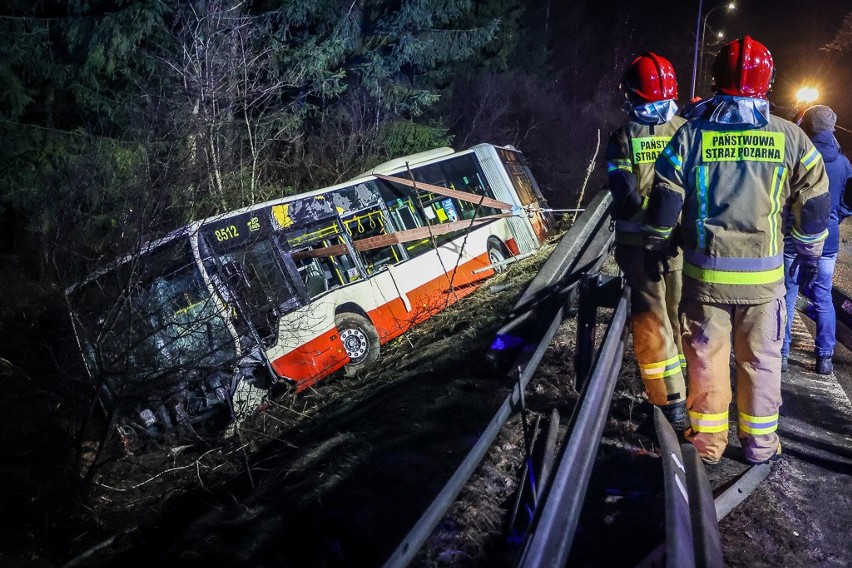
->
(727, 2), (736, 10)
(717, 31), (724, 38)
(796, 87), (819, 104)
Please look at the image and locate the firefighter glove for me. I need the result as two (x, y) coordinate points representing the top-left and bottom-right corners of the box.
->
(790, 255), (819, 291)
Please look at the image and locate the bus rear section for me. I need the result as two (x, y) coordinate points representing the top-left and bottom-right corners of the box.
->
(258, 143), (551, 390)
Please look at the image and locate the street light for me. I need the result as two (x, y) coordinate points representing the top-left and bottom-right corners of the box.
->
(691, 1), (736, 99)
(795, 86), (819, 105)
(793, 86), (819, 125)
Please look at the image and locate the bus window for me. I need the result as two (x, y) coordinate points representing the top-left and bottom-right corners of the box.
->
(286, 219), (363, 292)
(437, 154), (500, 220)
(341, 207), (402, 275)
(373, 155), (502, 254)
(497, 147), (541, 206)
(386, 197), (422, 233)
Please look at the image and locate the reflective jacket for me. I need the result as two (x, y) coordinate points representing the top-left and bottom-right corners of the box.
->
(606, 115), (686, 253)
(643, 109), (830, 304)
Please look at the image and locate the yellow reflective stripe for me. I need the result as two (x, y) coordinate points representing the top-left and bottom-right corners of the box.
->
(768, 166), (786, 255)
(791, 226), (828, 244)
(643, 224), (673, 238)
(683, 262), (784, 285)
(689, 409), (729, 433)
(679, 354), (687, 368)
(738, 411), (779, 435)
(607, 159), (633, 173)
(739, 424), (778, 435)
(640, 355), (681, 379)
(801, 146), (822, 171)
(739, 411), (779, 423)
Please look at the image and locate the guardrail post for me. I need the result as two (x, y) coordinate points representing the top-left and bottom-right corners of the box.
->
(575, 275), (598, 389)
(575, 274), (624, 390)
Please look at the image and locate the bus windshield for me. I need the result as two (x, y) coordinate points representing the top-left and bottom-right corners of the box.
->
(70, 238), (236, 394)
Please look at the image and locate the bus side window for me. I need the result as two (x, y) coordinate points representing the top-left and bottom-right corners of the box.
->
(342, 208), (400, 275)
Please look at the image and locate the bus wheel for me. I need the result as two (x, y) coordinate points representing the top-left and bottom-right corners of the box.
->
(336, 312), (380, 376)
(487, 240), (511, 273)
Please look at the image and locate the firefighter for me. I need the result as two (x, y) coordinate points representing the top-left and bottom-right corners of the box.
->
(605, 52), (688, 429)
(642, 36), (830, 464)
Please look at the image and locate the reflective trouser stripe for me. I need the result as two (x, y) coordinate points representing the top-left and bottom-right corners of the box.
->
(640, 355), (682, 379)
(689, 410), (730, 433)
(683, 262), (784, 285)
(738, 411), (779, 435)
(679, 354), (686, 369)
(615, 244), (685, 406)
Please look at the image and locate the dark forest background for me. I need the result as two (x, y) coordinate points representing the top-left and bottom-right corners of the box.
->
(0, 0), (640, 358)
(1, 1), (851, 563)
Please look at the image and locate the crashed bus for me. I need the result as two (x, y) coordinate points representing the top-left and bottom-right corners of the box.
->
(66, 144), (551, 443)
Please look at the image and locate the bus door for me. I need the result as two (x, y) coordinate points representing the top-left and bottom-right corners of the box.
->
(201, 211), (303, 352)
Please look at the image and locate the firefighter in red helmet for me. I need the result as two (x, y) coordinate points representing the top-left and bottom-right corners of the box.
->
(606, 52), (688, 429)
(642, 37), (830, 464)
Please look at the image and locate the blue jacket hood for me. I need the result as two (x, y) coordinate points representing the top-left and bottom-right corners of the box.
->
(812, 130), (840, 163)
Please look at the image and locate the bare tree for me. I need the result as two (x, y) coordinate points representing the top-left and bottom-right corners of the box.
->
(162, 1), (346, 212)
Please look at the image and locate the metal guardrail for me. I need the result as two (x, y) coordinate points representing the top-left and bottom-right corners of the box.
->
(652, 407), (723, 568)
(383, 191), (614, 568)
(638, 424), (768, 568)
(516, 286), (628, 568)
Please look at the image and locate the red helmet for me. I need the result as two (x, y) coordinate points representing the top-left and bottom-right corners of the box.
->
(622, 52), (678, 103)
(711, 36), (774, 99)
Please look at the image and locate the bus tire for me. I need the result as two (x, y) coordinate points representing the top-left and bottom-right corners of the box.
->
(487, 239), (511, 273)
(335, 312), (380, 376)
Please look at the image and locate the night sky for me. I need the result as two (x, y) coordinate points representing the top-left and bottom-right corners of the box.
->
(591, 0), (852, 143)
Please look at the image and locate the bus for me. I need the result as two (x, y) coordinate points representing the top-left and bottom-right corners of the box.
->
(66, 143), (551, 441)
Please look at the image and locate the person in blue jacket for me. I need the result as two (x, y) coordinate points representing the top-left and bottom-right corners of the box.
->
(783, 105), (852, 374)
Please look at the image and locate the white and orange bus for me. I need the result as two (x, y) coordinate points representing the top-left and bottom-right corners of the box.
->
(67, 143), (550, 438)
